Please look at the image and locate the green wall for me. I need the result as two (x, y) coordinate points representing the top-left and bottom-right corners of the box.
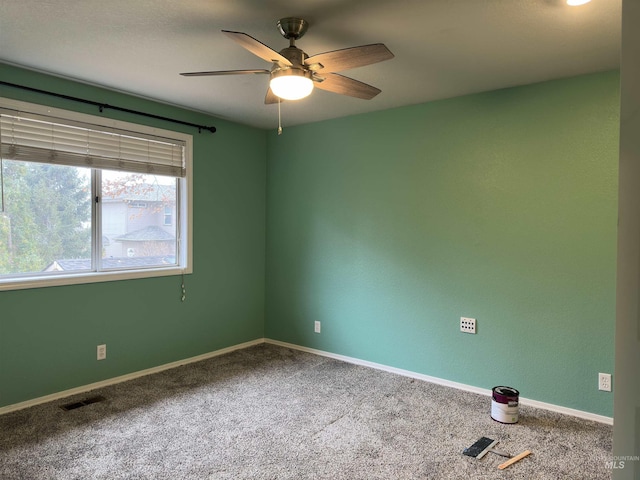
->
(0, 64), (620, 417)
(0, 63), (267, 407)
(265, 71), (620, 416)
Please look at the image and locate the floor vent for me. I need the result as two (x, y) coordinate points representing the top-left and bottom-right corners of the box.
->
(60, 395), (106, 411)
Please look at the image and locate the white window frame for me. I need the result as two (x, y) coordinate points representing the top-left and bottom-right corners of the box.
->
(0, 97), (193, 291)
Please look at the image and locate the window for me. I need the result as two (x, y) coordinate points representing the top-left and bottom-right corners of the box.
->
(163, 205), (173, 226)
(0, 98), (192, 290)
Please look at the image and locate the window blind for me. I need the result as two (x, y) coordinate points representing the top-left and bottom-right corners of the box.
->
(0, 109), (186, 177)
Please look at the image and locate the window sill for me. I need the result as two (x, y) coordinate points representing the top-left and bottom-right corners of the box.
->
(0, 266), (191, 292)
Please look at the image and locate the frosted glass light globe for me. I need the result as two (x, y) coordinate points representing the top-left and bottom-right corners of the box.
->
(270, 72), (314, 100)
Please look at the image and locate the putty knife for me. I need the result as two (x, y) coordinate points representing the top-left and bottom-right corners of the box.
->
(463, 437), (512, 459)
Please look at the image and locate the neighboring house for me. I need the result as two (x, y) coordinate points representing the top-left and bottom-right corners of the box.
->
(43, 182), (177, 272)
(101, 183), (176, 259)
(113, 226), (175, 259)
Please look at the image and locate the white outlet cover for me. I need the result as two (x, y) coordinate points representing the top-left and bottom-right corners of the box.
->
(97, 344), (107, 360)
(598, 372), (611, 392)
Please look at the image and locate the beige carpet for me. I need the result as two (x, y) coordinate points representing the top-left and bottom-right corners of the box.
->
(0, 344), (613, 479)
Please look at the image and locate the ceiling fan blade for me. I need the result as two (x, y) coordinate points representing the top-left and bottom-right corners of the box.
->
(222, 30), (293, 67)
(264, 87), (281, 105)
(305, 44), (393, 73)
(180, 69), (270, 77)
(314, 73), (381, 100)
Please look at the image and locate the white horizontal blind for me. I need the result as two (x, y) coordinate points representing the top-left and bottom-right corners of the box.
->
(0, 109), (186, 177)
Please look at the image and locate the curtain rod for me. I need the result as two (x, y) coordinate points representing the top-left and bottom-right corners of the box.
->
(0, 80), (217, 134)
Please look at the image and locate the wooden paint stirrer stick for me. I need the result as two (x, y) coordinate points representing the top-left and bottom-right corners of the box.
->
(498, 450), (532, 470)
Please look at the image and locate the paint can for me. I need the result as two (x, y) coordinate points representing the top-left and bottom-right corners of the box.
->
(491, 386), (519, 424)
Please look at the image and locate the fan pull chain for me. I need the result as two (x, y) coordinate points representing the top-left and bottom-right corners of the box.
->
(277, 98), (283, 135)
(181, 273), (186, 302)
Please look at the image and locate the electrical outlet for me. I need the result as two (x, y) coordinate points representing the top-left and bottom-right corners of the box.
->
(598, 373), (611, 392)
(97, 344), (106, 361)
(314, 321), (321, 333)
(460, 317), (476, 334)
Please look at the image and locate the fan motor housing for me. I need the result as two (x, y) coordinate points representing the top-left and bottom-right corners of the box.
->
(277, 46), (308, 67)
(270, 66), (312, 82)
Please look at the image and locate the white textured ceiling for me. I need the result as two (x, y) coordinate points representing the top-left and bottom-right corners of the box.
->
(0, 0), (621, 130)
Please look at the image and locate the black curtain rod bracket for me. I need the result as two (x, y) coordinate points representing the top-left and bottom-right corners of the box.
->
(0, 80), (216, 134)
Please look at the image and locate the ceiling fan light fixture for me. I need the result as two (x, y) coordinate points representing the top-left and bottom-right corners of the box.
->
(566, 0), (591, 5)
(270, 69), (314, 100)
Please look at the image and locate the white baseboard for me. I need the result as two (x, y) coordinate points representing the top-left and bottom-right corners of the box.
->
(265, 338), (614, 425)
(0, 338), (265, 416)
(1, 337), (613, 426)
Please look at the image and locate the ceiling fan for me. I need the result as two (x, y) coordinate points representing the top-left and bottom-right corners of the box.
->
(180, 17), (394, 103)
